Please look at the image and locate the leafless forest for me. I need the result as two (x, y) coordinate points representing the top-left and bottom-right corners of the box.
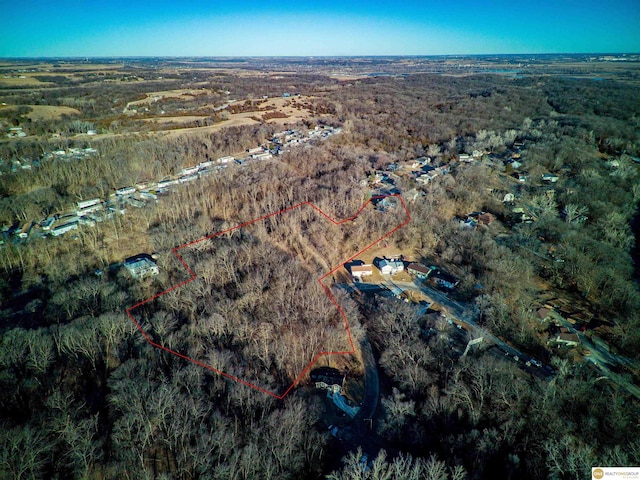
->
(0, 57), (639, 479)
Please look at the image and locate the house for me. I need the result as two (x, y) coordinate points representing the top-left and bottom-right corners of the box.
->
(50, 221), (78, 237)
(477, 212), (496, 226)
(76, 198), (102, 216)
(537, 307), (552, 322)
(310, 367), (344, 386)
(416, 171), (438, 184)
(512, 172), (529, 183)
(375, 258), (404, 275)
(431, 269), (459, 289)
(458, 154), (474, 163)
(407, 263), (432, 279)
(542, 173), (559, 183)
(217, 156), (235, 164)
(350, 264), (373, 280)
(180, 166), (199, 176)
(251, 152), (272, 161)
(124, 254), (159, 280)
(41, 216), (56, 231)
(116, 186), (136, 196)
(246, 147), (263, 155)
(552, 330), (580, 347)
(17, 222), (32, 238)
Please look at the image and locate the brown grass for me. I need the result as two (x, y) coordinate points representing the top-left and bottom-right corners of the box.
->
(25, 105), (81, 121)
(0, 76), (49, 86)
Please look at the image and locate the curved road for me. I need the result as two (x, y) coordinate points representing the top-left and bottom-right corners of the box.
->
(355, 336), (379, 422)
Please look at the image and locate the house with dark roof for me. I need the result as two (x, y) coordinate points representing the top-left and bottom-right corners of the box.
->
(407, 263), (432, 279)
(430, 269), (459, 289)
(551, 329), (580, 348)
(124, 254), (159, 280)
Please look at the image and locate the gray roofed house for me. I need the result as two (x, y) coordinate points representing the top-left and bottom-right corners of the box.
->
(124, 254), (159, 280)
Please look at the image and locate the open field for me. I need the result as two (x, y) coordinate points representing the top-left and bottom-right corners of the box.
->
(0, 75), (51, 86)
(0, 104), (81, 120)
(125, 88), (214, 110)
(26, 105), (81, 120)
(140, 115), (210, 124)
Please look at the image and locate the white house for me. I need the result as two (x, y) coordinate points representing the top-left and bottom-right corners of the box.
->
(180, 166), (199, 176)
(375, 258), (404, 275)
(350, 264), (373, 280)
(51, 222), (78, 237)
(124, 255), (159, 280)
(116, 186), (136, 196)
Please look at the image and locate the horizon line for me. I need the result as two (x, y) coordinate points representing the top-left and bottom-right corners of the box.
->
(1, 52), (639, 61)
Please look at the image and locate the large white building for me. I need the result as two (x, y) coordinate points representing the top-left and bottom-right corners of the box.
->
(375, 258), (404, 275)
(124, 255), (159, 280)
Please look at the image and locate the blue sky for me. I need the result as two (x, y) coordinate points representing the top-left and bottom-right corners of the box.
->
(1, 0), (638, 56)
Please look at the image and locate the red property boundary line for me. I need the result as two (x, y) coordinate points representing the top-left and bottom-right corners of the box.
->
(125, 194), (411, 399)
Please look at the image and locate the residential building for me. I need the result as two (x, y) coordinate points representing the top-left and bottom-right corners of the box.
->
(124, 254), (159, 280)
(431, 269), (459, 289)
(350, 264), (373, 280)
(116, 186), (136, 196)
(537, 307), (553, 322)
(407, 263), (432, 279)
(552, 330), (580, 347)
(51, 222), (78, 237)
(375, 258), (404, 275)
(477, 212), (496, 226)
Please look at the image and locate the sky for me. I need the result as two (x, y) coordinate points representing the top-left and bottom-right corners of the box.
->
(1, 0), (639, 57)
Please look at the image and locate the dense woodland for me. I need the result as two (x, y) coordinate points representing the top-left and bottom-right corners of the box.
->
(1, 61), (639, 479)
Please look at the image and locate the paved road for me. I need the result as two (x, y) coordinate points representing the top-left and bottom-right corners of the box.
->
(382, 277), (640, 396)
(355, 337), (379, 422)
(547, 310), (640, 399)
(357, 277), (554, 379)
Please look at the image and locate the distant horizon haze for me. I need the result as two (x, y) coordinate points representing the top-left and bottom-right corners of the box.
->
(1, 53), (640, 60)
(1, 0), (639, 57)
